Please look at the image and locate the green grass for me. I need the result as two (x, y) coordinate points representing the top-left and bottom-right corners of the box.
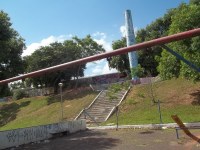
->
(1, 78), (200, 130)
(0, 89), (98, 131)
(104, 78), (200, 125)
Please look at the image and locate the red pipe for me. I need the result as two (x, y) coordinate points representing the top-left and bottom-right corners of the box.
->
(1, 28), (200, 85)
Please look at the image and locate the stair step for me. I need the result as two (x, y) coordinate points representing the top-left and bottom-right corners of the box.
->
(88, 109), (113, 112)
(79, 115), (107, 119)
(93, 102), (118, 106)
(85, 109), (111, 112)
(76, 87), (129, 123)
(85, 113), (110, 117)
(84, 112), (111, 115)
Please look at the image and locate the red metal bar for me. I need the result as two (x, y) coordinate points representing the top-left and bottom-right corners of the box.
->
(1, 28), (200, 85)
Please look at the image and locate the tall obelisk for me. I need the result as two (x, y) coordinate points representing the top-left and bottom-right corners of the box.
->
(125, 10), (138, 80)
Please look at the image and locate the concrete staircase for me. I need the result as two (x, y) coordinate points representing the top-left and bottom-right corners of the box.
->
(75, 88), (129, 123)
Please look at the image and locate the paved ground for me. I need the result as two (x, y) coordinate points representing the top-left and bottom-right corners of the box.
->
(13, 128), (200, 150)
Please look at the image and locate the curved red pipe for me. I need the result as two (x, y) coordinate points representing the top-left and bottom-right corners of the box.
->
(1, 28), (200, 85)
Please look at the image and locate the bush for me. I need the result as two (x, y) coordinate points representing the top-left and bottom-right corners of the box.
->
(13, 89), (27, 100)
(107, 81), (131, 101)
(131, 64), (145, 78)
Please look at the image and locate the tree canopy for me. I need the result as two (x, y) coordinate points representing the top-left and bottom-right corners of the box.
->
(108, 37), (130, 73)
(158, 2), (200, 81)
(0, 11), (25, 96)
(108, 10), (173, 77)
(1, 0), (200, 98)
(108, 1), (200, 81)
(24, 35), (105, 92)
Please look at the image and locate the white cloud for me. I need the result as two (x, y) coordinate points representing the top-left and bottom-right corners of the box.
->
(92, 32), (106, 39)
(134, 27), (138, 36)
(23, 32), (113, 57)
(92, 32), (112, 52)
(22, 35), (71, 57)
(91, 61), (117, 76)
(86, 59), (104, 68)
(91, 65), (102, 75)
(102, 62), (117, 74)
(120, 25), (126, 37)
(120, 25), (138, 37)
(23, 32), (116, 77)
(84, 32), (117, 77)
(94, 38), (112, 51)
(85, 59), (117, 77)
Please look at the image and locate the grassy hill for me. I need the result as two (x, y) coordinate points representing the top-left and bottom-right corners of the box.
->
(0, 88), (98, 131)
(105, 78), (200, 125)
(0, 78), (200, 131)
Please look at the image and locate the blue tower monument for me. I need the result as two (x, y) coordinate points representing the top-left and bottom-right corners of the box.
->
(125, 10), (138, 81)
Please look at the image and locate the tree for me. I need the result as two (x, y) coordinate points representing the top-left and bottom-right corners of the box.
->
(108, 37), (130, 73)
(24, 42), (74, 92)
(0, 11), (25, 96)
(72, 35), (104, 87)
(24, 35), (105, 93)
(158, 2), (200, 81)
(190, 0), (200, 5)
(108, 8), (175, 77)
(72, 35), (104, 58)
(136, 9), (175, 77)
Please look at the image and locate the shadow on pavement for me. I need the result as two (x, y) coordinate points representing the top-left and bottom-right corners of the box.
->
(17, 129), (121, 150)
(139, 130), (154, 134)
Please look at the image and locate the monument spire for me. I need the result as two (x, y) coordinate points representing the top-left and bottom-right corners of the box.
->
(125, 9), (138, 80)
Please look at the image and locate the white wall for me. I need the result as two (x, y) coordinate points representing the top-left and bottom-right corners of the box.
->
(0, 120), (86, 149)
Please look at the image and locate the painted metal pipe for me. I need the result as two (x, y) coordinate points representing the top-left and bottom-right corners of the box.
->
(0, 28), (200, 85)
(161, 45), (200, 72)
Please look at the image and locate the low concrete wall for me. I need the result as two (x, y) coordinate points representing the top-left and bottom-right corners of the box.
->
(89, 122), (200, 130)
(0, 120), (86, 149)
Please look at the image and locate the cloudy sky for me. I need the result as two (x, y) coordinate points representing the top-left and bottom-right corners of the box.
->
(1, 0), (189, 76)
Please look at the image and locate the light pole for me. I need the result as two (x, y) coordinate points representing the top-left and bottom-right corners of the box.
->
(38, 84), (41, 96)
(32, 87), (34, 97)
(58, 82), (63, 121)
(42, 84), (45, 95)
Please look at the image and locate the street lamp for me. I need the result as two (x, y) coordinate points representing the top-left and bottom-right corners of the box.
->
(58, 82), (63, 121)
(42, 84), (45, 95)
(38, 84), (41, 96)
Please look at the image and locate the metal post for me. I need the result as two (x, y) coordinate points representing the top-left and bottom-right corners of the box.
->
(161, 45), (200, 72)
(175, 128), (179, 139)
(38, 84), (41, 96)
(157, 100), (163, 124)
(43, 84), (45, 95)
(116, 106), (119, 131)
(83, 108), (86, 119)
(59, 82), (63, 121)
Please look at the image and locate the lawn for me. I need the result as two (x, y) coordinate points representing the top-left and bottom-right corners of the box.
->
(1, 78), (200, 130)
(105, 78), (200, 125)
(0, 89), (98, 131)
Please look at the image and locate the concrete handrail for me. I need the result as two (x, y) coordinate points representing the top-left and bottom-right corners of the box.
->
(105, 106), (116, 121)
(104, 86), (131, 121)
(116, 86), (131, 106)
(74, 90), (103, 120)
(86, 90), (103, 109)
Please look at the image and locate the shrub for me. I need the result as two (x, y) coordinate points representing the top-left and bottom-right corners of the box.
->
(13, 89), (27, 100)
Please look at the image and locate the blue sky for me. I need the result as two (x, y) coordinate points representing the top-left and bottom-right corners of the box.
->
(0, 0), (189, 76)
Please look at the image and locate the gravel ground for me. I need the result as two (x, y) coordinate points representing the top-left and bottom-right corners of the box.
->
(11, 128), (200, 150)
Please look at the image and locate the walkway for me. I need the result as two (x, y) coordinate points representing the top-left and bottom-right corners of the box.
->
(15, 128), (200, 150)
